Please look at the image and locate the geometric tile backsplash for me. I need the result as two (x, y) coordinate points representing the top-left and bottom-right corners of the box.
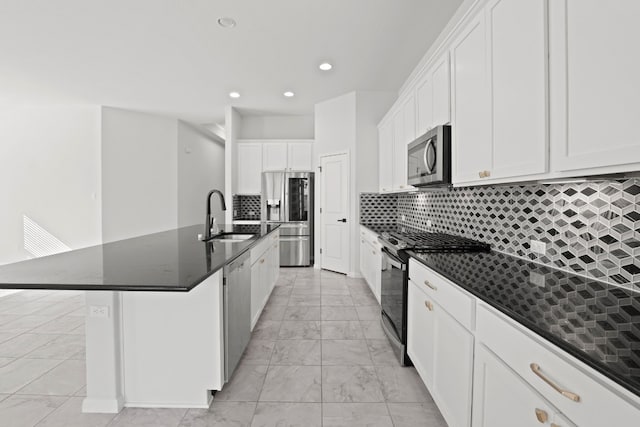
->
(359, 193), (398, 225)
(232, 194), (261, 220)
(361, 178), (640, 290)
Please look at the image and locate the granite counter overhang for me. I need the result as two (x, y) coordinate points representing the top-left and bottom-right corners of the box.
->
(0, 223), (280, 292)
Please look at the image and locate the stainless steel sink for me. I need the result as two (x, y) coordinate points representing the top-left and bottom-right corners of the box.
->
(208, 233), (256, 242)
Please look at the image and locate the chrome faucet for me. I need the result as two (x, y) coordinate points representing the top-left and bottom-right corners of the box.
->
(205, 189), (227, 240)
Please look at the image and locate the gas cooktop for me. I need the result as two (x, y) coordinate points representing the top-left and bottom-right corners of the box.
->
(379, 230), (490, 253)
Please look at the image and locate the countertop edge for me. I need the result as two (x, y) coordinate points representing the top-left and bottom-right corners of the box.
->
(406, 250), (640, 399)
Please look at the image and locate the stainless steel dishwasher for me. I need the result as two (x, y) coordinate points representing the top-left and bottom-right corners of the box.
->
(223, 251), (251, 382)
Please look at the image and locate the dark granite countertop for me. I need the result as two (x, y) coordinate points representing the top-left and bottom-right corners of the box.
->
(0, 223), (279, 292)
(408, 250), (640, 397)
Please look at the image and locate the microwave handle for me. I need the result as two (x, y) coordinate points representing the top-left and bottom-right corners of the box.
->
(423, 139), (435, 174)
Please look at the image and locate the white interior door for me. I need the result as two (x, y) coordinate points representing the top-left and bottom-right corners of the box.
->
(320, 153), (349, 274)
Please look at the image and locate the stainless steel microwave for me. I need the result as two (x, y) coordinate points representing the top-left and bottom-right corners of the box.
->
(407, 125), (451, 187)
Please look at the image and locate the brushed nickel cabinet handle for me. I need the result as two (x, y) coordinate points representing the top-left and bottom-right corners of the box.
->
(478, 171), (484, 178)
(424, 301), (433, 311)
(485, 170), (491, 178)
(424, 280), (437, 291)
(534, 408), (548, 423)
(550, 424), (560, 427)
(530, 363), (581, 402)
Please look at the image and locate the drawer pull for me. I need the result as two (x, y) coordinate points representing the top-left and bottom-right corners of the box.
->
(260, 259), (265, 264)
(530, 363), (581, 402)
(550, 424), (560, 427)
(534, 408), (548, 423)
(424, 301), (433, 311)
(423, 280), (437, 291)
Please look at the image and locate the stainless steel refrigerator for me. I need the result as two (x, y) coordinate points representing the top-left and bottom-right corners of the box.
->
(261, 171), (314, 267)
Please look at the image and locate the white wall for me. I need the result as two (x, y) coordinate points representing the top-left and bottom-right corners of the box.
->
(314, 91), (394, 276)
(101, 107), (178, 242)
(177, 121), (225, 227)
(238, 114), (314, 139)
(0, 106), (102, 264)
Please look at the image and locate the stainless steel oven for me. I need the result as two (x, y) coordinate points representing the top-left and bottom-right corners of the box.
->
(379, 246), (411, 366)
(407, 125), (451, 187)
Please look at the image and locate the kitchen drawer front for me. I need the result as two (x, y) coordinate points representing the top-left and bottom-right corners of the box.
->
(360, 226), (380, 247)
(408, 259), (475, 330)
(251, 231), (277, 265)
(476, 303), (640, 426)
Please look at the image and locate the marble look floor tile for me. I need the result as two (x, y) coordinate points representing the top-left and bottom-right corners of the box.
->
(320, 283), (350, 296)
(270, 340), (321, 365)
(25, 334), (85, 360)
(251, 321), (282, 340)
(251, 402), (321, 427)
(258, 305), (287, 321)
(0, 394), (67, 427)
(290, 285), (321, 295)
(321, 321), (364, 340)
(30, 315), (85, 335)
(323, 403), (393, 427)
(179, 401), (256, 427)
(321, 306), (359, 321)
(241, 340), (275, 365)
(17, 359), (85, 396)
(375, 367), (431, 402)
(355, 305), (381, 321)
(360, 320), (387, 339)
(0, 358), (62, 393)
(0, 315), (52, 331)
(0, 357), (15, 368)
(259, 365), (321, 402)
(0, 333), (61, 358)
(0, 394), (9, 403)
(321, 295), (354, 306)
(216, 365), (268, 402)
(35, 396), (115, 427)
(351, 292), (379, 306)
(282, 306), (321, 321)
(287, 295), (321, 306)
(270, 286), (293, 297)
(366, 339), (400, 366)
(386, 402), (447, 427)
(322, 366), (384, 403)
(109, 407), (188, 427)
(266, 294), (290, 306)
(278, 321), (321, 340)
(321, 340), (372, 366)
(0, 331), (19, 344)
(0, 314), (21, 326)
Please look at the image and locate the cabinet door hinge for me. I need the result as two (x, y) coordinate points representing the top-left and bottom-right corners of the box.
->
(318, 166), (322, 172)
(320, 248), (323, 254)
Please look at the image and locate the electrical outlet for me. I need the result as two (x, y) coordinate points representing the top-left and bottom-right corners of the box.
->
(426, 220), (433, 228)
(401, 214), (406, 221)
(531, 240), (546, 255)
(89, 305), (109, 318)
(529, 271), (546, 287)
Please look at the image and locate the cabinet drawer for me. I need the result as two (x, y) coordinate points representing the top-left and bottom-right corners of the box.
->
(251, 233), (275, 265)
(476, 304), (640, 426)
(408, 259), (475, 330)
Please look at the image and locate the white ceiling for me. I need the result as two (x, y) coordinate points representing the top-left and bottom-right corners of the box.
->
(0, 0), (463, 125)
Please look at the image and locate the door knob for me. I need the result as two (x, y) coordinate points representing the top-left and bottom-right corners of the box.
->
(337, 218), (347, 223)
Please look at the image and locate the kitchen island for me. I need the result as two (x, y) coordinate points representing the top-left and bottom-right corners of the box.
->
(0, 223), (280, 413)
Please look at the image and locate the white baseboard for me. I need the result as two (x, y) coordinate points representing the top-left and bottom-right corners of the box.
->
(82, 396), (124, 414)
(348, 271), (363, 278)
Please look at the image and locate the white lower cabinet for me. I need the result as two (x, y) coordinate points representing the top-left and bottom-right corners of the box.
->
(359, 227), (381, 303)
(250, 231), (280, 329)
(473, 344), (574, 427)
(407, 278), (474, 427)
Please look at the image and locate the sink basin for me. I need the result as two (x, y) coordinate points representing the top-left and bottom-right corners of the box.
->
(207, 233), (256, 242)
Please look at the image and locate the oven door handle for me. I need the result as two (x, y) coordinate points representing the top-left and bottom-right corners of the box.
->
(381, 247), (404, 270)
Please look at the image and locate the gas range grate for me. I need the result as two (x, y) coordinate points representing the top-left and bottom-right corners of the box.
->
(388, 232), (490, 252)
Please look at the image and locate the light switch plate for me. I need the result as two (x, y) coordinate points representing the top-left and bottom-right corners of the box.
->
(529, 271), (545, 287)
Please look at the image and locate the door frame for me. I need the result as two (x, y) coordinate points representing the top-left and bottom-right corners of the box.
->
(318, 150), (350, 274)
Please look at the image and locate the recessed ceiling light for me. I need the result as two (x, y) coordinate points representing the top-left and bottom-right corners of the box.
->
(217, 17), (236, 28)
(319, 62), (333, 71)
(283, 91), (295, 98)
(229, 91), (240, 99)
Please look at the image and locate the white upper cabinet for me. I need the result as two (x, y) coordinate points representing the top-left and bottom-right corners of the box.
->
(378, 120), (394, 193)
(392, 95), (416, 192)
(550, 0), (640, 172)
(451, 13), (492, 183)
(417, 53), (451, 136)
(287, 142), (313, 171)
(487, 0), (548, 179)
(262, 142), (288, 171)
(236, 143), (263, 194)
